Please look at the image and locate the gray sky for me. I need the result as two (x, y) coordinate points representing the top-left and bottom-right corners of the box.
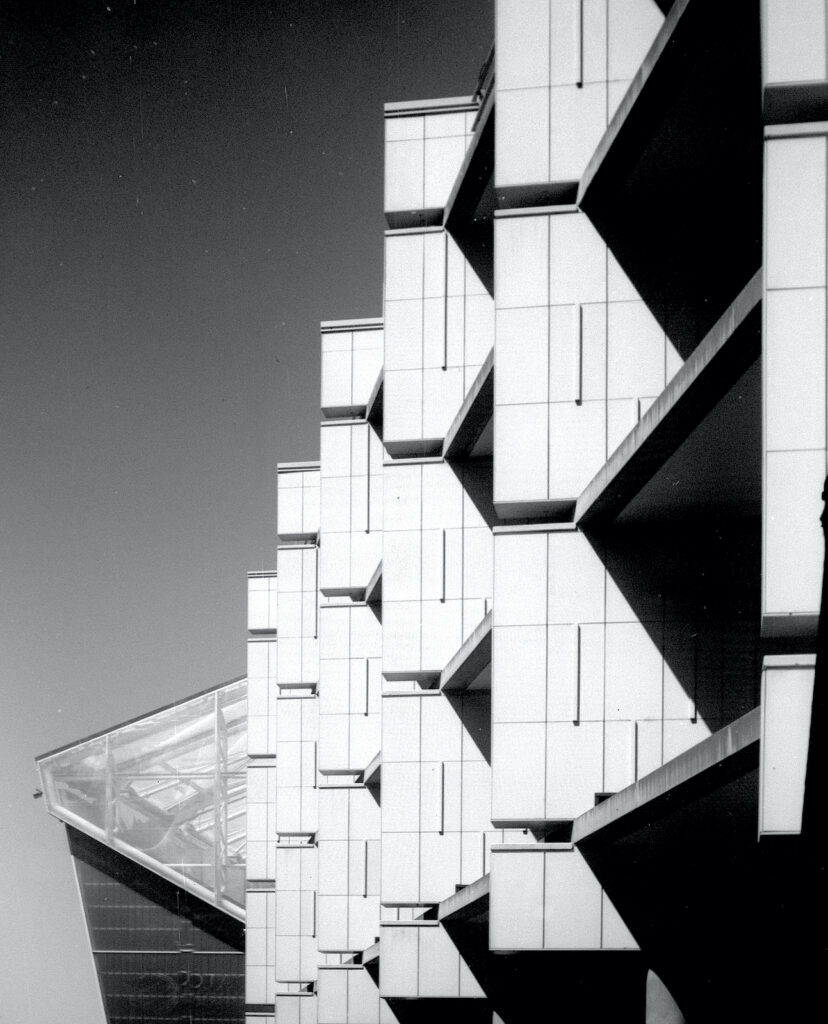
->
(0, 2), (491, 1020)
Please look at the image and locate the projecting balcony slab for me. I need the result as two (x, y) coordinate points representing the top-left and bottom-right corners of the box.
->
(320, 561), (382, 603)
(437, 873), (490, 926)
(362, 751), (382, 789)
(575, 270), (761, 527)
(443, 75), (495, 295)
(578, 0), (762, 358)
(570, 701), (824, 1023)
(366, 368), (384, 427)
(442, 349), (494, 461)
(439, 612), (492, 692)
(573, 708), (761, 847)
(361, 940), (380, 967)
(438, 862), (645, 1022)
(364, 560), (382, 606)
(444, 85), (494, 233)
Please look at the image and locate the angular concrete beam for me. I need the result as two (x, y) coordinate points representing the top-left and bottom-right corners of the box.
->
(440, 611), (492, 692)
(573, 707), (760, 846)
(443, 349), (494, 461)
(577, 0), (762, 357)
(575, 270), (761, 527)
(363, 751), (382, 789)
(578, 0), (692, 212)
(361, 940), (380, 967)
(366, 368), (383, 427)
(438, 873), (490, 925)
(444, 90), (494, 234)
(364, 560), (382, 606)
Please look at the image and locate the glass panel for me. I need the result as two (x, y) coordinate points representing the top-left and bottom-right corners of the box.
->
(38, 678), (247, 915)
(94, 951), (244, 1024)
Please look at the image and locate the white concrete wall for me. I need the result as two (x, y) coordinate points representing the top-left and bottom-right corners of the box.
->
(383, 460), (492, 677)
(381, 690), (493, 906)
(279, 466), (321, 540)
(495, 0), (663, 189)
(383, 229), (494, 452)
(763, 130), (827, 637)
(247, 570), (280, 1009)
(248, 636), (278, 756)
(489, 845), (636, 950)
(320, 422), (383, 594)
(321, 324), (383, 417)
(379, 922), (485, 1000)
(315, 319), (390, 1017)
(762, 0), (828, 85)
(494, 208), (680, 513)
(248, 572), (279, 633)
(319, 604), (381, 773)
(274, 993), (318, 1024)
(492, 528), (713, 824)
(759, 654), (816, 835)
(384, 105), (476, 218)
(277, 545), (320, 689)
(317, 786), (381, 952)
(318, 966), (396, 1024)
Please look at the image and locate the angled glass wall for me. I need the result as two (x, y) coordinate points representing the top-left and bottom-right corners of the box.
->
(69, 826), (244, 1024)
(38, 678), (247, 918)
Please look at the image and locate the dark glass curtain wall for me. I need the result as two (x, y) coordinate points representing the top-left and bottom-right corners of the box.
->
(68, 826), (244, 1024)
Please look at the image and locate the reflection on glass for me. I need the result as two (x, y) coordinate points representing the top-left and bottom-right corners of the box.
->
(71, 825), (244, 1023)
(38, 679), (247, 917)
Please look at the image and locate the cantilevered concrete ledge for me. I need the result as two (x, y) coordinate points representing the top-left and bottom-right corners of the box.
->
(578, 0), (690, 212)
(577, 0), (762, 357)
(321, 561), (382, 604)
(361, 940), (380, 967)
(320, 321), (383, 419)
(438, 873), (490, 925)
(573, 707), (760, 846)
(364, 560), (382, 606)
(439, 612), (492, 692)
(444, 88), (494, 233)
(366, 368), (384, 427)
(575, 270), (761, 527)
(443, 349), (494, 461)
(362, 751), (381, 789)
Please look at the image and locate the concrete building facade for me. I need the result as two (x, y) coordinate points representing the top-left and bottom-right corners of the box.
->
(246, 2), (826, 1022)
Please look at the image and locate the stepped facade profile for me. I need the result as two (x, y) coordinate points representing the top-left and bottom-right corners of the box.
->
(245, 2), (826, 1022)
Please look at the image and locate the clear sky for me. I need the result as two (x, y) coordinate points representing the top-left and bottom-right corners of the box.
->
(0, 2), (492, 1020)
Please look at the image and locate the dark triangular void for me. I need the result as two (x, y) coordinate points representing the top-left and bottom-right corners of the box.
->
(38, 679), (246, 920)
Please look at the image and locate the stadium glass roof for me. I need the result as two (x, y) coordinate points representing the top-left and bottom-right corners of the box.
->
(37, 678), (247, 921)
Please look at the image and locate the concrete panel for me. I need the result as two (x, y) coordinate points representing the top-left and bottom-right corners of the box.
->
(765, 287), (826, 452)
(549, 82), (607, 183)
(385, 138), (424, 213)
(493, 624), (547, 723)
(496, 305), (549, 405)
(608, 0), (663, 81)
(760, 655), (816, 834)
(763, 448), (824, 628)
(492, 721), (546, 822)
(497, 0), (550, 90)
(542, 846), (602, 948)
(765, 136), (826, 291)
(494, 532), (548, 626)
(495, 86), (550, 186)
(762, 0), (827, 84)
(494, 401), (549, 503)
(496, 214), (549, 308)
(489, 847), (545, 949)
